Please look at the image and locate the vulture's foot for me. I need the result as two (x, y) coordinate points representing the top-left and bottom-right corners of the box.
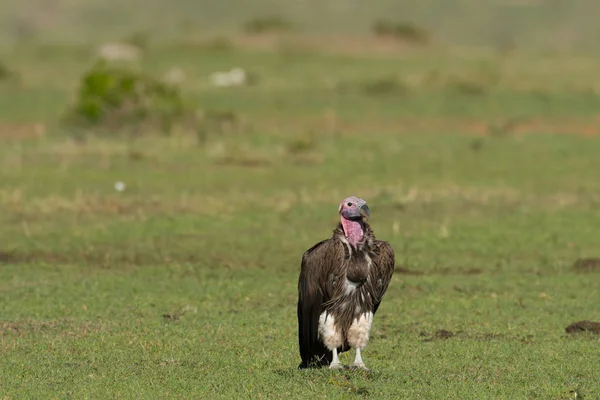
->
(348, 349), (369, 371)
(350, 362), (370, 372)
(329, 348), (342, 370)
(328, 362), (343, 370)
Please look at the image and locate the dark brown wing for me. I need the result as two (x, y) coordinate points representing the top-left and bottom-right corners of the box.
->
(369, 240), (395, 315)
(297, 239), (343, 369)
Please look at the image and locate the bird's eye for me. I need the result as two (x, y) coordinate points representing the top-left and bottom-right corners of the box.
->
(347, 202), (352, 206)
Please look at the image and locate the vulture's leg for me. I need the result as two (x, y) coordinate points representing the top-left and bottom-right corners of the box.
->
(347, 312), (373, 371)
(329, 348), (342, 370)
(352, 348), (369, 371)
(319, 312), (343, 369)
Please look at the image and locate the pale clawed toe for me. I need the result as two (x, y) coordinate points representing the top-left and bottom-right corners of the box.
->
(351, 362), (370, 372)
(329, 362), (343, 370)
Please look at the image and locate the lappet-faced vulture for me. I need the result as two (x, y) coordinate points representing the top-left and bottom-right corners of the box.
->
(297, 196), (395, 370)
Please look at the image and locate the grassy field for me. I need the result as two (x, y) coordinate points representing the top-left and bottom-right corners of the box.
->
(2, 34), (600, 399)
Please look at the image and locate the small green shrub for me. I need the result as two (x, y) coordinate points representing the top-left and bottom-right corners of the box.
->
(372, 19), (430, 45)
(445, 78), (488, 96)
(0, 61), (11, 80)
(201, 36), (236, 52)
(0, 60), (20, 84)
(362, 77), (408, 95)
(337, 76), (408, 96)
(243, 15), (294, 34)
(286, 132), (318, 155)
(122, 31), (151, 51)
(195, 109), (243, 145)
(63, 60), (197, 136)
(487, 117), (526, 138)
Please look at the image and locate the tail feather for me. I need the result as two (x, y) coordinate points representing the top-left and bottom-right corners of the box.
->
(298, 299), (333, 368)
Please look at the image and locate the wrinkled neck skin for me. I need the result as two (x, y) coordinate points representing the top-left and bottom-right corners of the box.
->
(340, 217), (365, 248)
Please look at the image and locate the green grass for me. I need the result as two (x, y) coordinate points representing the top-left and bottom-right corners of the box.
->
(2, 42), (600, 399)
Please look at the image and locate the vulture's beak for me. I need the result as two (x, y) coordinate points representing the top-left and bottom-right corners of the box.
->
(359, 204), (370, 222)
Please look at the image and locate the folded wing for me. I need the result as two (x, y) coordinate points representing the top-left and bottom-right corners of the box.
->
(297, 239), (342, 368)
(369, 240), (395, 315)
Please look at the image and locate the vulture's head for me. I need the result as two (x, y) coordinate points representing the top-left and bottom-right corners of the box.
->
(339, 196), (370, 246)
(338, 196), (370, 223)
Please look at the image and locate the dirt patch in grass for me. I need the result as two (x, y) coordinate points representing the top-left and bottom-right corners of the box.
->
(0, 193), (235, 217)
(396, 265), (483, 276)
(420, 329), (533, 343)
(0, 247), (261, 269)
(0, 250), (75, 265)
(395, 266), (424, 275)
(572, 258), (600, 272)
(261, 115), (600, 138)
(214, 155), (272, 168)
(0, 251), (20, 263)
(230, 33), (416, 56)
(565, 320), (600, 335)
(433, 329), (454, 340)
(420, 329), (456, 342)
(436, 267), (483, 276)
(0, 319), (105, 337)
(162, 305), (196, 323)
(0, 249), (189, 267)
(0, 122), (46, 141)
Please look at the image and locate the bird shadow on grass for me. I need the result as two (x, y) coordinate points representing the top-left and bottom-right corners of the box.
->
(418, 329), (535, 344)
(572, 258), (600, 273)
(395, 265), (483, 276)
(565, 320), (600, 336)
(274, 366), (378, 396)
(275, 365), (379, 378)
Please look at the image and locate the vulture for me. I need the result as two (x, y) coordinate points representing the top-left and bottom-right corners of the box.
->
(297, 196), (395, 371)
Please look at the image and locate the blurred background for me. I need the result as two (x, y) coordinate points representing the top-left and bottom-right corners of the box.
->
(1, 0), (600, 52)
